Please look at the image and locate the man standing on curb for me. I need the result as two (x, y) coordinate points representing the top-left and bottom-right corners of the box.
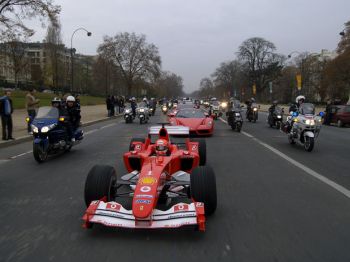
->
(0, 90), (14, 140)
(25, 88), (40, 133)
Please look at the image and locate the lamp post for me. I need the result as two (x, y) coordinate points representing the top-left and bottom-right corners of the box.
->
(70, 28), (91, 93)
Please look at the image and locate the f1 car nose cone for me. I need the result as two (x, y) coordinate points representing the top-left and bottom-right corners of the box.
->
(132, 177), (158, 219)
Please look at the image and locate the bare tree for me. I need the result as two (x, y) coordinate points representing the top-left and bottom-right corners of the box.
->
(44, 21), (63, 92)
(0, 0), (60, 40)
(153, 71), (184, 98)
(212, 60), (246, 98)
(238, 37), (285, 100)
(97, 32), (161, 96)
(0, 38), (29, 88)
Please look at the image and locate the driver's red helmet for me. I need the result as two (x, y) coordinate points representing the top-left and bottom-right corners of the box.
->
(155, 139), (169, 156)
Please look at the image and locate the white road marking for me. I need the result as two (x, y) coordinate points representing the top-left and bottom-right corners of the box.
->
(10, 150), (32, 159)
(100, 123), (116, 129)
(84, 129), (98, 135)
(218, 116), (350, 199)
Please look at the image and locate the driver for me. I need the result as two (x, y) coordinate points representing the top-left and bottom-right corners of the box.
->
(155, 139), (170, 156)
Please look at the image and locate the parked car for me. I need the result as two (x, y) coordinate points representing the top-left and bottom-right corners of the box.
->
(325, 105), (350, 127)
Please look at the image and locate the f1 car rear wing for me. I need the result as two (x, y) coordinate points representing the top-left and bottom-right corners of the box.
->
(149, 125), (189, 135)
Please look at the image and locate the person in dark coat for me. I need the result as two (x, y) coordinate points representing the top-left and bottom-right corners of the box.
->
(110, 95), (116, 116)
(106, 95), (111, 117)
(0, 90), (14, 140)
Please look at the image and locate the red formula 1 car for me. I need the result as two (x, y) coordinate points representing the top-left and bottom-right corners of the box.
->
(168, 108), (214, 136)
(82, 124), (217, 231)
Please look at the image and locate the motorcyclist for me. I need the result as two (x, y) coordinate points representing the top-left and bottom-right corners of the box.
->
(284, 95), (306, 134)
(151, 98), (157, 114)
(155, 139), (170, 156)
(289, 95), (305, 113)
(65, 96), (81, 142)
(51, 97), (62, 109)
(130, 97), (137, 117)
(269, 100), (278, 113)
(245, 97), (255, 118)
(142, 97), (149, 107)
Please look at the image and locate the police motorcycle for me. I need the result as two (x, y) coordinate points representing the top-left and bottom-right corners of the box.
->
(124, 107), (135, 123)
(283, 103), (323, 152)
(210, 100), (222, 120)
(28, 106), (83, 163)
(137, 106), (150, 124)
(161, 104), (168, 114)
(247, 102), (258, 122)
(226, 100), (243, 132)
(268, 105), (284, 129)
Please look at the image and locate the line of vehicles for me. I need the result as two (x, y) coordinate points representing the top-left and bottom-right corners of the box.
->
(23, 95), (328, 233)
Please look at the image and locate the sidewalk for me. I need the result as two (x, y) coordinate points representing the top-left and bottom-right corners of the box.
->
(0, 104), (117, 148)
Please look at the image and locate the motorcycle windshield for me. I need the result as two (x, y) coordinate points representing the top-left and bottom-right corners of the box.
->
(36, 107), (59, 119)
(274, 107), (283, 114)
(299, 103), (315, 115)
(251, 103), (258, 108)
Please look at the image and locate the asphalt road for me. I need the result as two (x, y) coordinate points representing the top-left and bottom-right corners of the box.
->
(0, 104), (350, 262)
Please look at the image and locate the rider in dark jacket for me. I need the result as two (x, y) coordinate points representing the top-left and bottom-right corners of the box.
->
(130, 97), (137, 117)
(65, 96), (81, 142)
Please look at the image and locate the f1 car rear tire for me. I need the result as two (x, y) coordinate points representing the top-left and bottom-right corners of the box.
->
(190, 166), (217, 215)
(191, 138), (206, 166)
(129, 138), (146, 151)
(84, 165), (117, 207)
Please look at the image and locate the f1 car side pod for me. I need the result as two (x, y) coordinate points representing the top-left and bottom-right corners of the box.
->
(83, 200), (206, 231)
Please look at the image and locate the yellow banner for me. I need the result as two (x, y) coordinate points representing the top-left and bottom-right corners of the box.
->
(252, 84), (256, 95)
(296, 74), (302, 91)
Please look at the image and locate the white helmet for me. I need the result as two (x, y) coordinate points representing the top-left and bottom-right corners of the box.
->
(143, 97), (147, 101)
(132, 97), (136, 101)
(296, 95), (305, 103)
(66, 95), (75, 102)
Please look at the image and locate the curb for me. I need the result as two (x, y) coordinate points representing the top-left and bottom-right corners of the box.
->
(0, 114), (122, 149)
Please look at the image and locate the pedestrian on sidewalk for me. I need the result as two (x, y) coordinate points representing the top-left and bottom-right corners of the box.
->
(110, 95), (116, 116)
(25, 88), (40, 133)
(115, 96), (120, 115)
(106, 95), (111, 117)
(119, 96), (125, 113)
(0, 90), (14, 140)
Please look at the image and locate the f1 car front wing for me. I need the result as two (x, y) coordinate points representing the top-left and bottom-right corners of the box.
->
(83, 201), (205, 231)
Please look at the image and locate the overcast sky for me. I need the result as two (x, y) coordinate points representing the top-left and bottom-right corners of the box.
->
(28, 0), (350, 93)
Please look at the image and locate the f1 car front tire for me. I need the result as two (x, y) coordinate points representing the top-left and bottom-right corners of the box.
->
(191, 138), (206, 166)
(84, 165), (117, 207)
(190, 166), (217, 215)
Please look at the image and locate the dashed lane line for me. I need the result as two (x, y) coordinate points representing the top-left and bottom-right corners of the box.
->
(218, 117), (350, 199)
(2, 122), (118, 162)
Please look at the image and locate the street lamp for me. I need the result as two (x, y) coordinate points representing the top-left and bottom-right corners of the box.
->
(70, 28), (91, 93)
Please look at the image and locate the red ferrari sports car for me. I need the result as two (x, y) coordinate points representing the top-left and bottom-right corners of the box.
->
(168, 108), (214, 136)
(82, 124), (217, 231)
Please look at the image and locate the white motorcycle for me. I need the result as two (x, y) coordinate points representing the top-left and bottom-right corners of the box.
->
(286, 103), (323, 152)
(137, 107), (149, 124)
